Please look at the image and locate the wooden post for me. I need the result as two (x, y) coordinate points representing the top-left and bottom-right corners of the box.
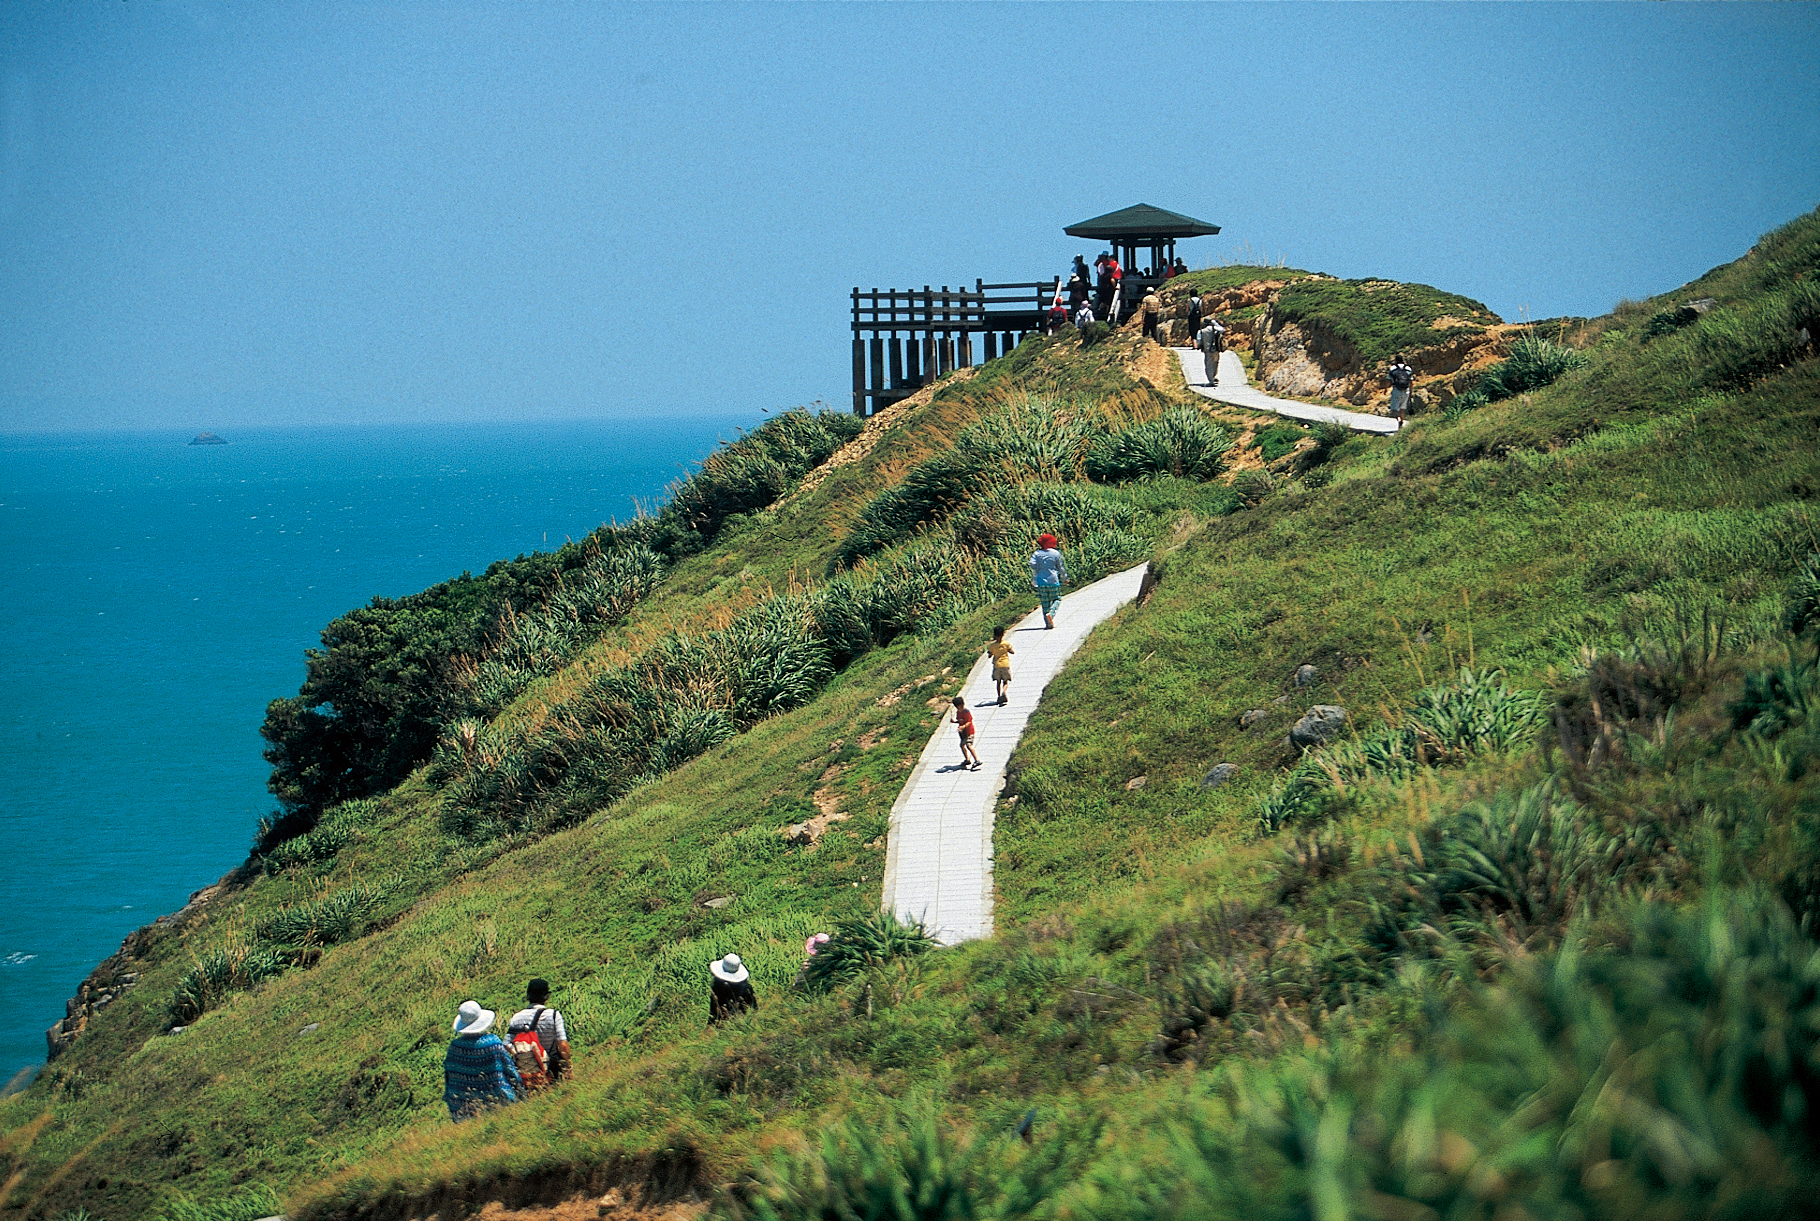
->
(890, 336), (904, 391)
(870, 334), (885, 406)
(852, 287), (864, 413)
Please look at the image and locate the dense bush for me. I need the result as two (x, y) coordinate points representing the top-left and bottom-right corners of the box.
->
(1084, 408), (1232, 483)
(170, 942), (288, 1024)
(1269, 277), (1498, 367)
(259, 411), (858, 845)
(1101, 893), (1820, 1221)
(800, 911), (938, 992)
(1476, 332), (1589, 400)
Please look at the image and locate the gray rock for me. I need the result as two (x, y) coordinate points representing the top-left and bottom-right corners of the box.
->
(1687, 297), (1717, 315)
(1124, 775), (1148, 791)
(1200, 763), (1238, 790)
(298, 1022), (321, 1036)
(1239, 709), (1269, 730)
(1289, 705), (1348, 749)
(1294, 664), (1318, 687)
(702, 896), (733, 910)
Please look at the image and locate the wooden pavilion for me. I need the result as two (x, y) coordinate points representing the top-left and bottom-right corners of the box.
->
(848, 203), (1223, 414)
(1063, 202), (1222, 287)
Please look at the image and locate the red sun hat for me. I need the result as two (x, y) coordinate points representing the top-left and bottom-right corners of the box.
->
(1037, 534), (1059, 549)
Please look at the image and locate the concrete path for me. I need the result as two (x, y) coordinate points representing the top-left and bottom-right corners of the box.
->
(1172, 348), (1400, 435)
(879, 561), (1151, 945)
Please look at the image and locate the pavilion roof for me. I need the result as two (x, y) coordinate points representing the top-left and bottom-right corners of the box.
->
(1063, 203), (1221, 240)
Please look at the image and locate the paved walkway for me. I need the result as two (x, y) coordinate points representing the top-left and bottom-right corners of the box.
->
(1172, 348), (1400, 434)
(879, 561), (1151, 944)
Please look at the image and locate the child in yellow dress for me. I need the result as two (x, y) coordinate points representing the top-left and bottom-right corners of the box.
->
(988, 626), (1015, 706)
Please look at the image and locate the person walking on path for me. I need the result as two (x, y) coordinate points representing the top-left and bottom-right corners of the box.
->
(1195, 317), (1226, 386)
(988, 626), (1015, 705)
(1186, 290), (1203, 345)
(443, 999), (522, 1121)
(1075, 300), (1095, 335)
(1030, 532), (1068, 629)
(709, 953), (759, 1022)
(951, 696), (982, 770)
(1386, 354), (1415, 428)
(506, 978), (572, 1091)
(1140, 287), (1163, 341)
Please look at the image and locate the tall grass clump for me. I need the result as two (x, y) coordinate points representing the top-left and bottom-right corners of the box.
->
(255, 880), (393, 948)
(1475, 332), (1589, 400)
(800, 911), (938, 992)
(838, 396), (1094, 566)
(1257, 667), (1547, 833)
(1084, 408), (1232, 483)
(170, 942), (288, 1024)
(668, 408), (864, 540)
(155, 1183), (284, 1221)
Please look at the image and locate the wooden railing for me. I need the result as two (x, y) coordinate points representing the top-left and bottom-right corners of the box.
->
(850, 279), (1060, 415)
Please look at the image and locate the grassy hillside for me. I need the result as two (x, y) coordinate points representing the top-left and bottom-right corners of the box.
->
(4, 215), (1819, 1221)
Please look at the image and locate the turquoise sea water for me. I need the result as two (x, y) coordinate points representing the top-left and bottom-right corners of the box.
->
(0, 418), (736, 1084)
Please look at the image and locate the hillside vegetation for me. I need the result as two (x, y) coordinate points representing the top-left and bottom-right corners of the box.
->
(4, 210), (1819, 1221)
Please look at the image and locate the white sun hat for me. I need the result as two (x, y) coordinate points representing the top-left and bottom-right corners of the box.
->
(451, 999), (495, 1034)
(709, 953), (749, 984)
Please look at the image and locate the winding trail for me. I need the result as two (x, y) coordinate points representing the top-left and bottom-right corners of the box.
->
(1173, 348), (1400, 434)
(880, 562), (1150, 944)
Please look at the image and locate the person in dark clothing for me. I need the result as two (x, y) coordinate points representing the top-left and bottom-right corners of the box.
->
(1186, 291), (1203, 344)
(1067, 274), (1091, 311)
(709, 953), (758, 1022)
(1071, 254), (1092, 289)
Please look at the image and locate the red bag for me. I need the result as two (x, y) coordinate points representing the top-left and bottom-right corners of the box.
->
(508, 1007), (551, 1092)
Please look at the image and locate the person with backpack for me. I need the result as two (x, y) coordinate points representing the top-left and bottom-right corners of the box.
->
(443, 999), (522, 1121)
(1186, 290), (1203, 346)
(1195, 316), (1226, 386)
(505, 978), (571, 1092)
(1385, 354), (1416, 428)
(1140, 287), (1163, 341)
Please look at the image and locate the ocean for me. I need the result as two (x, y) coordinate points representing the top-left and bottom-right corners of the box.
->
(0, 417), (739, 1085)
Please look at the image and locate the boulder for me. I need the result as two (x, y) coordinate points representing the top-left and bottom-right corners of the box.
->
(1200, 763), (1238, 790)
(1124, 775), (1148, 791)
(1294, 664), (1318, 687)
(1289, 705), (1348, 749)
(1239, 709), (1269, 730)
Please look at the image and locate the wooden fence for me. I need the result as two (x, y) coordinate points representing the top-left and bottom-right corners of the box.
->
(850, 278), (1060, 414)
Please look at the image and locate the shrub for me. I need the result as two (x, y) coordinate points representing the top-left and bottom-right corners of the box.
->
(1476, 333), (1588, 400)
(1787, 552), (1820, 636)
(170, 942), (288, 1024)
(255, 881), (391, 947)
(801, 911), (938, 992)
(1249, 424), (1306, 463)
(155, 1183), (283, 1221)
(1084, 408), (1232, 483)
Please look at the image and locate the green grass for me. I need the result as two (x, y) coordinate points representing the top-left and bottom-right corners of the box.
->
(1269, 276), (1500, 368)
(5, 209), (1819, 1221)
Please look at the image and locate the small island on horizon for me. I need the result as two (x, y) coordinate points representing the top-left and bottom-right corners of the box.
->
(188, 431), (227, 446)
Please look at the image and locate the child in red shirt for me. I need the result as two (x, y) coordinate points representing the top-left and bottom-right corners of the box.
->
(951, 696), (982, 771)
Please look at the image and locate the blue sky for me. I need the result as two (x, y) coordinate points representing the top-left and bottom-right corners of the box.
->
(1, 1), (1815, 431)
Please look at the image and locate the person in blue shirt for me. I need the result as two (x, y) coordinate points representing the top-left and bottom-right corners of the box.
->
(443, 999), (522, 1121)
(1030, 533), (1067, 630)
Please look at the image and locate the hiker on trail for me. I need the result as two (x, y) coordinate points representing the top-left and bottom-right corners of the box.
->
(952, 696), (983, 770)
(1071, 254), (1092, 290)
(1105, 255), (1124, 324)
(709, 953), (759, 1022)
(1030, 533), (1067, 630)
(443, 999), (522, 1121)
(505, 977), (571, 1092)
(988, 626), (1015, 706)
(1068, 273), (1091, 312)
(1195, 317), (1226, 386)
(1186, 291), (1203, 346)
(1075, 300), (1095, 334)
(1141, 287), (1163, 341)
(1386, 354), (1416, 428)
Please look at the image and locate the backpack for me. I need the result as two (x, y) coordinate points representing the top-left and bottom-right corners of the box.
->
(509, 1007), (551, 1092)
